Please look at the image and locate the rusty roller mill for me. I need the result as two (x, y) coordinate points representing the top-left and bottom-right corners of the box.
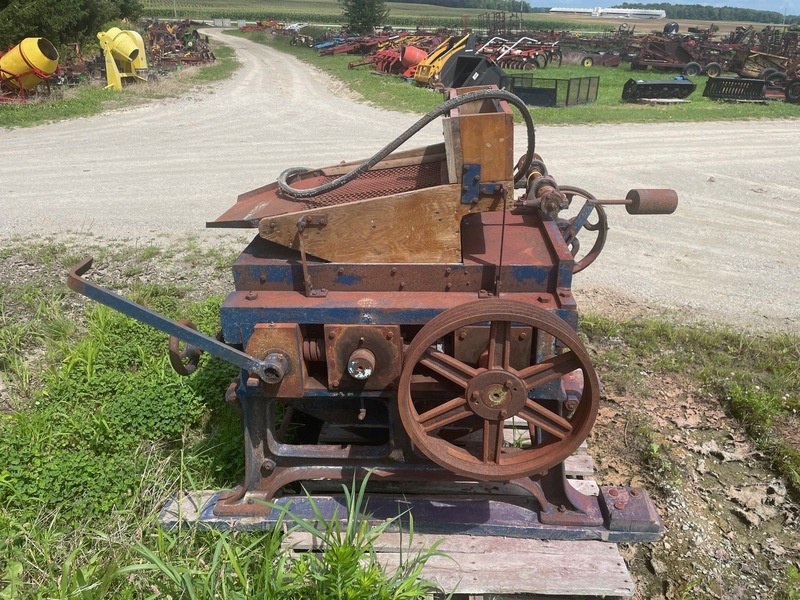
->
(68, 85), (678, 541)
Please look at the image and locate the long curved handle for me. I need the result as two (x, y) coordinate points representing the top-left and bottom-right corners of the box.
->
(68, 257), (272, 381)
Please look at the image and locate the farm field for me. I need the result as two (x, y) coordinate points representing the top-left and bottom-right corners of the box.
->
(140, 0), (788, 36)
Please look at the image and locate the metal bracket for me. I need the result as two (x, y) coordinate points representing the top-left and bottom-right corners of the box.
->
(297, 215), (328, 298)
(460, 163), (507, 204)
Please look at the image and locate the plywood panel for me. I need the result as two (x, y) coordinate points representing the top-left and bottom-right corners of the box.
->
(257, 185), (505, 263)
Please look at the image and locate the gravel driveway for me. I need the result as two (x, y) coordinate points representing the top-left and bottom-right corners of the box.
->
(3, 30), (798, 333)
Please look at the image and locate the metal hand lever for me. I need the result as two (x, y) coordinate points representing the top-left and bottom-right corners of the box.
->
(68, 257), (276, 382)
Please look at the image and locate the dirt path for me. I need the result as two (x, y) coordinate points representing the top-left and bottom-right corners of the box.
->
(2, 30), (799, 334)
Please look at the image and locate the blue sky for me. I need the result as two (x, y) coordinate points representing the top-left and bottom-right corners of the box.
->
(532, 1), (798, 16)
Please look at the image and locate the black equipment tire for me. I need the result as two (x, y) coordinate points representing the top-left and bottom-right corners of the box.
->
(704, 62), (722, 78)
(766, 71), (787, 86)
(663, 22), (679, 34)
(785, 78), (800, 104)
(759, 67), (778, 79)
(682, 62), (702, 77)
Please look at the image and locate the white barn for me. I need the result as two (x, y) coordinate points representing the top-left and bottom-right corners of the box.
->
(549, 7), (667, 19)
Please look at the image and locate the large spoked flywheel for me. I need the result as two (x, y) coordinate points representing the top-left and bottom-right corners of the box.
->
(398, 299), (600, 481)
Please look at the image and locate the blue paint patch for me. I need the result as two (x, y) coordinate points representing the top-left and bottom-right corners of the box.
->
(511, 265), (549, 286)
(337, 275), (363, 286)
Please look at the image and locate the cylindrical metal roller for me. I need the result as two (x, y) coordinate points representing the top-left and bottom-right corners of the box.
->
(625, 189), (678, 215)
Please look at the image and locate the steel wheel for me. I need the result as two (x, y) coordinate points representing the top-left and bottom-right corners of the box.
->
(704, 62), (721, 78)
(398, 299), (600, 481)
(557, 185), (609, 274)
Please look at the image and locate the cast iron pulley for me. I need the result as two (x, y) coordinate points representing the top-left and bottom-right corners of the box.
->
(169, 319), (203, 376)
(397, 299), (600, 481)
(558, 185), (609, 274)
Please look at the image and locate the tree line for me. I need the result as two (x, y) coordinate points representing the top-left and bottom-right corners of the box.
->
(611, 3), (798, 25)
(0, 0), (143, 50)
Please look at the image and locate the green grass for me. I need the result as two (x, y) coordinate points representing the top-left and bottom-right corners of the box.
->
(1, 239), (799, 595)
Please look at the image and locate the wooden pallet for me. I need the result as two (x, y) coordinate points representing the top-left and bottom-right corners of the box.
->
(159, 430), (637, 598)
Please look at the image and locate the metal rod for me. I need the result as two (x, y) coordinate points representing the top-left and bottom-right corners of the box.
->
(68, 257), (271, 381)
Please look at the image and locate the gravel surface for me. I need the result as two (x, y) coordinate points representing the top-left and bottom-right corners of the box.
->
(2, 30), (799, 333)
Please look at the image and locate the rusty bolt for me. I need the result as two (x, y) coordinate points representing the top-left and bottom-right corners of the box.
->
(259, 274), (267, 284)
(245, 291), (258, 301)
(608, 487), (619, 497)
(458, 331), (467, 340)
(261, 458), (276, 475)
(269, 221), (276, 229)
(385, 331), (394, 340)
(390, 267), (397, 276)
(328, 330), (336, 340)
(445, 267), (452, 275)
(331, 380), (339, 388)
(504, 379), (514, 389)
(462, 185), (470, 193)
(473, 175), (480, 183)
(518, 332), (527, 340)
(246, 498), (254, 505)
(305, 216), (313, 224)
(471, 391), (480, 402)
(614, 501), (626, 510)
(494, 184), (502, 192)
(399, 282), (405, 290)
(337, 268), (344, 276)
(445, 283), (452, 291)
(537, 295), (549, 303)
(500, 409), (508, 418)
(558, 504), (567, 513)
(630, 489), (640, 498)
(565, 399), (579, 412)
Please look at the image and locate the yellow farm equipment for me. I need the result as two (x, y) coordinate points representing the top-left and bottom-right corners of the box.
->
(97, 27), (149, 90)
(0, 37), (59, 100)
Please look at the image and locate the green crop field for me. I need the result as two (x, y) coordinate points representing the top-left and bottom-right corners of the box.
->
(139, 0), (613, 31)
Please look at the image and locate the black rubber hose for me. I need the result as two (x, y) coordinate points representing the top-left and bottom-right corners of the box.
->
(277, 88), (536, 200)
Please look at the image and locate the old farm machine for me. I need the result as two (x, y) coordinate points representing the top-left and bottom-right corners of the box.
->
(69, 87), (676, 539)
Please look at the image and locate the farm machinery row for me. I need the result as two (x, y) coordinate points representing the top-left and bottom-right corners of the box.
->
(68, 85), (677, 542)
(1, 19), (215, 101)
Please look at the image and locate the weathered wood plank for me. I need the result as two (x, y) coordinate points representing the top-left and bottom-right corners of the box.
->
(284, 532), (634, 597)
(564, 453), (595, 478)
(258, 184), (504, 263)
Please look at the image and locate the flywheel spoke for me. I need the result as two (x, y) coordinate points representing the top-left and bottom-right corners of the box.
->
(486, 320), (512, 370)
(419, 347), (478, 389)
(482, 419), (505, 464)
(518, 400), (573, 439)
(417, 396), (472, 433)
(518, 351), (582, 391)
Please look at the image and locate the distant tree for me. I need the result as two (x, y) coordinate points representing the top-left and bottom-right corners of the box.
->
(339, 0), (390, 34)
(0, 0), (142, 49)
